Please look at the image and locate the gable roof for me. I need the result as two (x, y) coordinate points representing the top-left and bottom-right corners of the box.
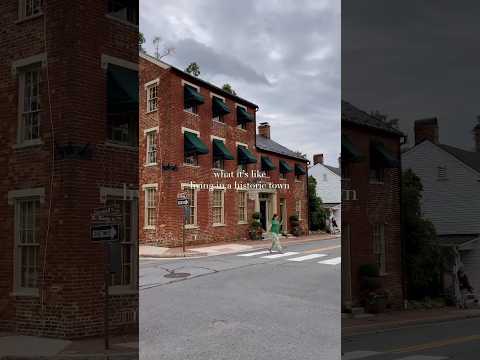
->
(342, 100), (404, 136)
(325, 165), (341, 176)
(437, 234), (479, 248)
(437, 144), (480, 174)
(140, 52), (258, 109)
(255, 135), (307, 162)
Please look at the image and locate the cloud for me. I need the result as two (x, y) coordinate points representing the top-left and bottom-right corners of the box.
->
(140, 0), (341, 166)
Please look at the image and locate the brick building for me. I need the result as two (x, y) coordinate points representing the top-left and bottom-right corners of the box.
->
(1, 1), (139, 337)
(139, 53), (309, 247)
(341, 101), (404, 311)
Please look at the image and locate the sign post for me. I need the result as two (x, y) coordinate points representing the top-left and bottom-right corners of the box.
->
(177, 193), (190, 254)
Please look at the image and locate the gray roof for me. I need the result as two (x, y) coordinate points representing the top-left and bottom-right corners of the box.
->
(256, 135), (307, 161)
(437, 234), (479, 247)
(342, 100), (404, 136)
(325, 165), (341, 176)
(438, 144), (480, 174)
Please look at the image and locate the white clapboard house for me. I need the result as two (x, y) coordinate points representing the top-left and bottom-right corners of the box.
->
(309, 154), (341, 230)
(403, 117), (480, 305)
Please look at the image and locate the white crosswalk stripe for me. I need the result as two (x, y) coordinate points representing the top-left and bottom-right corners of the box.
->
(319, 257), (341, 265)
(237, 250), (271, 257)
(342, 351), (448, 360)
(261, 251), (299, 259)
(287, 253), (327, 262)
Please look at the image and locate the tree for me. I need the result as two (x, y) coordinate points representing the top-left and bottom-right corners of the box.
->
(139, 32), (146, 53)
(185, 62), (201, 77)
(402, 169), (443, 299)
(308, 176), (327, 231)
(150, 36), (175, 59)
(222, 83), (237, 96)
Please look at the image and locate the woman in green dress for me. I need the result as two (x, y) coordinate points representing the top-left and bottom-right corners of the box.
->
(269, 214), (283, 253)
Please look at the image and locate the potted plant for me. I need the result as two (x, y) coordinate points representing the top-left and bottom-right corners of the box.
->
(359, 263), (382, 291)
(289, 214), (302, 237)
(248, 212), (263, 240)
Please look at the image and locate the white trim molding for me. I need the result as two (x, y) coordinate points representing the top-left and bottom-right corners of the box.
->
(101, 54), (138, 71)
(140, 52), (170, 70)
(210, 135), (226, 142)
(235, 103), (247, 110)
(210, 93), (226, 101)
(144, 78), (160, 89)
(8, 187), (45, 205)
(142, 183), (158, 190)
(181, 127), (200, 135)
(11, 53), (47, 76)
(144, 126), (159, 135)
(181, 80), (200, 91)
(236, 141), (248, 148)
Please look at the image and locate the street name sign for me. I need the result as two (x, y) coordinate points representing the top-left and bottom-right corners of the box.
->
(91, 224), (120, 242)
(177, 192), (190, 207)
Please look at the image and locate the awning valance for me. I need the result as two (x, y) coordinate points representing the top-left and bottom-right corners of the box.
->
(371, 142), (399, 168)
(237, 145), (257, 164)
(184, 85), (204, 105)
(107, 64), (139, 108)
(213, 139), (234, 160)
(184, 131), (208, 155)
(212, 97), (230, 117)
(236, 106), (254, 124)
(261, 156), (276, 171)
(295, 163), (306, 176)
(279, 160), (293, 173)
(342, 135), (364, 162)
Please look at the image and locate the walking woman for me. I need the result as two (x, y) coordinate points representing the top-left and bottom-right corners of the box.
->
(269, 214), (283, 253)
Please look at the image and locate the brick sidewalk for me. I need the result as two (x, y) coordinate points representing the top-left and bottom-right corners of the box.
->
(140, 232), (339, 258)
(342, 307), (480, 336)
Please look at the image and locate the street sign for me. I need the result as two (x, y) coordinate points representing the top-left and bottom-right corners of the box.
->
(91, 206), (122, 223)
(91, 224), (120, 242)
(177, 192), (189, 207)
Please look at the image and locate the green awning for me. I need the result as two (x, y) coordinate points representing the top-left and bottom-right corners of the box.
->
(342, 135), (364, 162)
(213, 139), (234, 160)
(261, 156), (276, 171)
(184, 85), (204, 105)
(371, 142), (400, 168)
(212, 97), (230, 117)
(184, 131), (208, 155)
(295, 163), (306, 176)
(279, 160), (293, 173)
(237, 145), (257, 164)
(236, 107), (254, 124)
(107, 64), (139, 107)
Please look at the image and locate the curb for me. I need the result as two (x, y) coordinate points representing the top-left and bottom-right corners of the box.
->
(1, 354), (138, 360)
(140, 235), (340, 259)
(342, 311), (480, 337)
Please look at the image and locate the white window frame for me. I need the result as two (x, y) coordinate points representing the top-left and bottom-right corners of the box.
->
(18, 0), (43, 21)
(182, 184), (198, 228)
(212, 189), (225, 226)
(143, 184), (158, 229)
(8, 187), (45, 297)
(211, 94), (227, 123)
(235, 104), (248, 130)
(373, 223), (386, 275)
(144, 127), (158, 166)
(182, 80), (201, 115)
(238, 191), (248, 224)
(145, 80), (159, 113)
(211, 135), (227, 171)
(182, 127), (201, 167)
(296, 199), (302, 220)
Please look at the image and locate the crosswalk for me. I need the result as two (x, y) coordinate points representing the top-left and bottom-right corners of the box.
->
(342, 350), (448, 360)
(236, 249), (341, 266)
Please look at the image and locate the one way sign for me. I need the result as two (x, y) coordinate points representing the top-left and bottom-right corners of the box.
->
(91, 224), (120, 242)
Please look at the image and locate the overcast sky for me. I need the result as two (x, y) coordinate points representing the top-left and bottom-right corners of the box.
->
(140, 0), (341, 166)
(343, 0), (480, 151)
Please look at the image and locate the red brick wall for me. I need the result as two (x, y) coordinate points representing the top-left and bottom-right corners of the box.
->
(342, 124), (404, 309)
(139, 57), (308, 247)
(1, 1), (138, 338)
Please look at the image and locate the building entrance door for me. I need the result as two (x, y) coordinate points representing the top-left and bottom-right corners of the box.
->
(259, 199), (267, 231)
(279, 198), (287, 233)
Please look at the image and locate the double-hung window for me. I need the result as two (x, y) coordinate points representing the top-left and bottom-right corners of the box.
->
(238, 191), (247, 223)
(144, 185), (157, 228)
(373, 223), (386, 274)
(295, 200), (302, 220)
(18, 67), (41, 143)
(145, 130), (157, 165)
(19, 0), (43, 19)
(212, 189), (225, 225)
(15, 197), (41, 294)
(147, 84), (158, 112)
(184, 187), (197, 226)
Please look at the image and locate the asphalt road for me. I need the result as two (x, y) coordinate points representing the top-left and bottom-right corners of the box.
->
(140, 238), (341, 360)
(342, 317), (480, 360)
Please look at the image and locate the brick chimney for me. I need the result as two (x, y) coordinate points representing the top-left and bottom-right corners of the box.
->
(258, 122), (270, 139)
(474, 116), (480, 152)
(313, 154), (324, 165)
(414, 118), (439, 145)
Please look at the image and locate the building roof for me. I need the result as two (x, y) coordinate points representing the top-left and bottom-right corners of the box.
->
(256, 135), (308, 162)
(342, 100), (404, 136)
(437, 144), (480, 174)
(140, 52), (258, 109)
(325, 165), (341, 176)
(437, 234), (479, 248)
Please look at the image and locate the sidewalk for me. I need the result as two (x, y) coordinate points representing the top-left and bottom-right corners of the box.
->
(140, 232), (339, 258)
(0, 333), (138, 360)
(342, 307), (480, 337)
